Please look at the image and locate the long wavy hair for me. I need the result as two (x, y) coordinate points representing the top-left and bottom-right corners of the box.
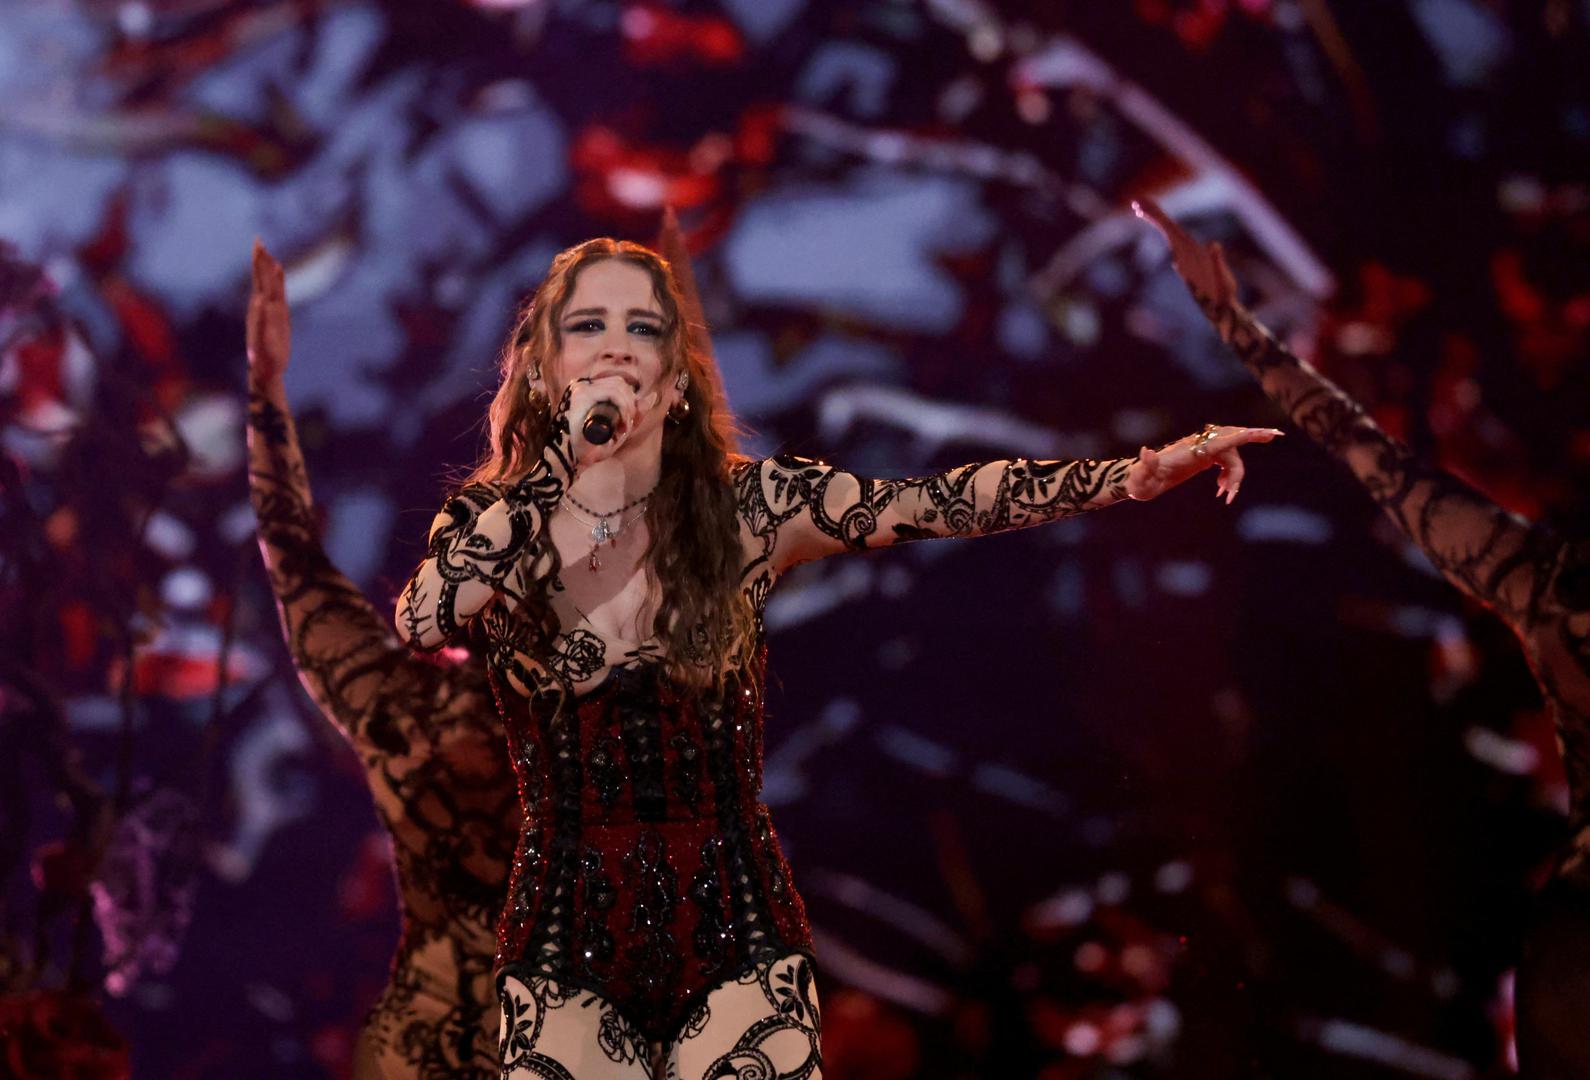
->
(464, 238), (752, 683)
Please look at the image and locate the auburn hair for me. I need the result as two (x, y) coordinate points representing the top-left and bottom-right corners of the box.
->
(463, 238), (752, 683)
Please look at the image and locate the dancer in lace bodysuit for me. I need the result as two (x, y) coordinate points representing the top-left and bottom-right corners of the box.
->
(392, 232), (1281, 1078)
(247, 243), (518, 1078)
(1138, 200), (1590, 1078)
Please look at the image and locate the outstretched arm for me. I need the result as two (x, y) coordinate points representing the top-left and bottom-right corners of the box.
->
(1136, 199), (1544, 627)
(739, 421), (1278, 579)
(740, 454), (1127, 578)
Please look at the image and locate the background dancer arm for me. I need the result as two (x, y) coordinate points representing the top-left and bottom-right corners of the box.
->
(246, 240), (486, 743)
(1137, 198), (1547, 629)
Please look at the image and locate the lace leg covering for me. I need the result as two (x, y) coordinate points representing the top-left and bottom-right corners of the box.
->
(497, 973), (652, 1080)
(665, 953), (822, 1080)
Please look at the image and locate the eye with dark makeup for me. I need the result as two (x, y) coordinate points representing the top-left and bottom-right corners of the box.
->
(563, 318), (660, 336)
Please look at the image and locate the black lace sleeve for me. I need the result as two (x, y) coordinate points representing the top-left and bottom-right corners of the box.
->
(394, 401), (575, 650)
(247, 378), (496, 750)
(1204, 301), (1590, 883)
(1206, 302), (1545, 627)
(733, 452), (1132, 585)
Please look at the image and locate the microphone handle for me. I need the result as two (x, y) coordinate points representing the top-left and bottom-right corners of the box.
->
(582, 400), (621, 446)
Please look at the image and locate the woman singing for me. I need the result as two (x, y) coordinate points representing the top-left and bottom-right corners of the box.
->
(1137, 199), (1590, 1078)
(392, 233), (1281, 1078)
(247, 241), (518, 1077)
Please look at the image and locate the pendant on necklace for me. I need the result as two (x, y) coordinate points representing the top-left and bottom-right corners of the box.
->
(587, 517), (612, 572)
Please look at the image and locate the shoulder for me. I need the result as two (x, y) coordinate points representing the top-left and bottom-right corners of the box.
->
(732, 457), (853, 548)
(733, 454), (836, 491)
(454, 478), (511, 503)
(766, 452), (831, 472)
(441, 479), (515, 516)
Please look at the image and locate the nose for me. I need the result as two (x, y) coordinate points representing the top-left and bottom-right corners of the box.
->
(598, 328), (636, 364)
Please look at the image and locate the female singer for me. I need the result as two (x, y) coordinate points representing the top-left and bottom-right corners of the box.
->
(393, 231), (1281, 1078)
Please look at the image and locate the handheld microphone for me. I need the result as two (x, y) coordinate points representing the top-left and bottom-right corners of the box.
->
(582, 400), (621, 445)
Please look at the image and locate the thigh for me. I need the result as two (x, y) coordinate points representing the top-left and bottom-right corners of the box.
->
(498, 971), (653, 1080)
(666, 953), (822, 1080)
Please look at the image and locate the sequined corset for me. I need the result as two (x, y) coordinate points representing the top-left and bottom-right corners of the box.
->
(490, 651), (812, 1041)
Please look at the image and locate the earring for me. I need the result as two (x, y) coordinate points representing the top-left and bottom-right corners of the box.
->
(667, 369), (691, 424)
(526, 363), (548, 410)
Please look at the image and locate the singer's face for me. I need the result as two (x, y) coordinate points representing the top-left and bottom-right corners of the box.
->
(552, 259), (667, 401)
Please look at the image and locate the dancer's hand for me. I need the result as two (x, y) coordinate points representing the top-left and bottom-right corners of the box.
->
(1132, 198), (1242, 338)
(247, 239), (291, 383)
(1124, 425), (1283, 505)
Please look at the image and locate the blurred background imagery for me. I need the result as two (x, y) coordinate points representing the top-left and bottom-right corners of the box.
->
(2, 0), (1588, 1076)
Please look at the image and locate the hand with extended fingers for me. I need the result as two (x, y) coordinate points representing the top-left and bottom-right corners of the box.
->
(246, 238), (291, 384)
(1122, 197), (1283, 503)
(1131, 197), (1245, 343)
(1123, 423), (1283, 505)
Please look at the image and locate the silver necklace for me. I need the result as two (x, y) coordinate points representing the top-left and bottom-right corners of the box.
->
(561, 498), (650, 571)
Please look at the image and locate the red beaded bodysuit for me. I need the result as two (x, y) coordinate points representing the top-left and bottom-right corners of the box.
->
(395, 397), (1134, 1055)
(492, 648), (807, 1043)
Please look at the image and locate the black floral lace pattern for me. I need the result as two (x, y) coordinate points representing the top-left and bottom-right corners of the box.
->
(396, 391), (575, 653)
(730, 451), (1133, 633)
(248, 380), (518, 1077)
(671, 954), (823, 1080)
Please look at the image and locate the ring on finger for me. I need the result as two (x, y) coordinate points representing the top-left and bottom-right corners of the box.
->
(1192, 423), (1219, 458)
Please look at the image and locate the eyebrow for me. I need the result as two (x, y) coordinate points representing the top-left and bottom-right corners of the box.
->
(563, 307), (664, 321)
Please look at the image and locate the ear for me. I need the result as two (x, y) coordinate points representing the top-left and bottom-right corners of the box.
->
(532, 351), (561, 389)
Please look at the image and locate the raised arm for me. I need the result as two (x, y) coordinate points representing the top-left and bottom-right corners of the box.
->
(1136, 199), (1544, 627)
(246, 241), (435, 734)
(738, 422), (1278, 580)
